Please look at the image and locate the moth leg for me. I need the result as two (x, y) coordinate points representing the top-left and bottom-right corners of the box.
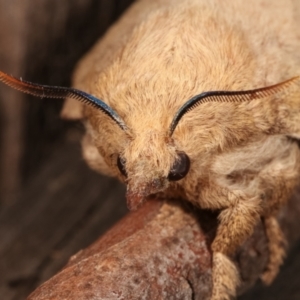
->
(258, 170), (296, 284)
(210, 252), (239, 300)
(210, 193), (262, 300)
(260, 215), (287, 285)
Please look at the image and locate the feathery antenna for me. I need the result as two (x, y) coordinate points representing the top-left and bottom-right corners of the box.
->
(0, 71), (128, 131)
(169, 76), (299, 136)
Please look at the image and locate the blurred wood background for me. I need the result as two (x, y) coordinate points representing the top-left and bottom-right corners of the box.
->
(0, 0), (299, 299)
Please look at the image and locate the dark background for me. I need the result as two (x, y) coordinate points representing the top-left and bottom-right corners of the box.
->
(0, 1), (299, 299)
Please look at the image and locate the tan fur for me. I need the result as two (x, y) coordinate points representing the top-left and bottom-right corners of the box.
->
(62, 0), (300, 298)
(212, 252), (240, 300)
(261, 216), (287, 285)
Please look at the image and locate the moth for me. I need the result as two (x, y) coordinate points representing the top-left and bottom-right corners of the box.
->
(1, 0), (300, 299)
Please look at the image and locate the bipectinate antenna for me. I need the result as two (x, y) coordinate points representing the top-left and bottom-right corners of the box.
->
(0, 70), (127, 131)
(169, 76), (299, 136)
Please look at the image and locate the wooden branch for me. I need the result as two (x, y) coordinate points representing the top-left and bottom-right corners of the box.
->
(26, 187), (300, 300)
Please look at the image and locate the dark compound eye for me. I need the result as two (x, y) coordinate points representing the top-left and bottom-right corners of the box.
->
(117, 155), (127, 177)
(168, 151), (190, 181)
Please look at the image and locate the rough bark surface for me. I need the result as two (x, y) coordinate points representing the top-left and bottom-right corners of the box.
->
(27, 187), (300, 300)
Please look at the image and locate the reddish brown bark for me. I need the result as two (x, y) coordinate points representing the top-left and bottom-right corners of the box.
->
(26, 186), (300, 300)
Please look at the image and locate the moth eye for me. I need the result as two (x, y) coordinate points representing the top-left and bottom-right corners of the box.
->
(168, 151), (190, 181)
(117, 155), (127, 177)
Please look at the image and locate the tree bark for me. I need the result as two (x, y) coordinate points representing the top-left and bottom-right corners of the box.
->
(27, 186), (300, 300)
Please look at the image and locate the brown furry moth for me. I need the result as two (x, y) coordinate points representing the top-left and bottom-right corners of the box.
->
(1, 0), (300, 299)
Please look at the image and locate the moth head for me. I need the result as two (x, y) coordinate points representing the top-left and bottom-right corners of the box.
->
(0, 70), (298, 210)
(116, 128), (191, 210)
